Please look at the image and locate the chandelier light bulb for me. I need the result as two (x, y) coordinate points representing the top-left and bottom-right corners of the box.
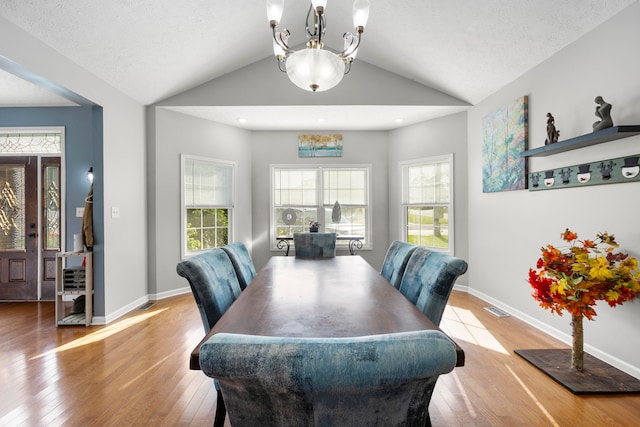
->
(311, 0), (328, 13)
(267, 0), (284, 26)
(353, 0), (370, 30)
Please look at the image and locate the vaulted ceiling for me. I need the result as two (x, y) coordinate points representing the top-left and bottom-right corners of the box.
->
(0, 0), (636, 130)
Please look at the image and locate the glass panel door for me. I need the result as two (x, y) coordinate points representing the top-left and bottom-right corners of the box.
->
(0, 157), (37, 300)
(0, 165), (26, 251)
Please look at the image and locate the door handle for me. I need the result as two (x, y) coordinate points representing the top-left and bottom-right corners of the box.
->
(28, 233), (37, 238)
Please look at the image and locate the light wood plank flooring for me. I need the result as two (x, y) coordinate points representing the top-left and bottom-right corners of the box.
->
(1, 290), (639, 426)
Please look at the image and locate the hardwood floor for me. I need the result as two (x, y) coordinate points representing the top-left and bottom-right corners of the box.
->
(1, 290), (639, 426)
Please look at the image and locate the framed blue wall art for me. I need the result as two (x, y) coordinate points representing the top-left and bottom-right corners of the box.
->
(481, 96), (528, 192)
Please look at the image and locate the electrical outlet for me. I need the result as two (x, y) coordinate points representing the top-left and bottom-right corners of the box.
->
(111, 207), (120, 218)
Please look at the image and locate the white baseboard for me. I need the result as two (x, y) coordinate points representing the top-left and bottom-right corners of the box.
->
(95, 287), (191, 325)
(457, 285), (640, 380)
(149, 286), (191, 301)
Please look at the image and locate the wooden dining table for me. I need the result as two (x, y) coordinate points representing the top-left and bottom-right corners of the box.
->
(190, 255), (464, 370)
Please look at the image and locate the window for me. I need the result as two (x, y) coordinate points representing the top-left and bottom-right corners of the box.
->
(0, 131), (62, 154)
(181, 155), (235, 258)
(271, 165), (370, 249)
(401, 154), (453, 253)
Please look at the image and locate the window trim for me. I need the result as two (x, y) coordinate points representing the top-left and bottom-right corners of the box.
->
(400, 154), (454, 255)
(270, 164), (372, 251)
(180, 154), (236, 259)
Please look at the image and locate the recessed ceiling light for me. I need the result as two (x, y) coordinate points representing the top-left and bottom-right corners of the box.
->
(317, 118), (326, 123)
(237, 118), (247, 123)
(395, 118), (404, 123)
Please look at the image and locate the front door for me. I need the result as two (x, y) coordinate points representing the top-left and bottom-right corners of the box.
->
(0, 156), (38, 300)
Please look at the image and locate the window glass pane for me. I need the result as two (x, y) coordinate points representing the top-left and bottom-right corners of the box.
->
(187, 208), (202, 228)
(216, 228), (229, 246)
(406, 206), (449, 249)
(202, 208), (215, 227)
(323, 168), (368, 205)
(216, 208), (228, 226)
(44, 165), (60, 250)
(187, 228), (202, 251)
(184, 158), (232, 207)
(275, 207), (317, 236)
(273, 169), (318, 207)
(0, 165), (25, 251)
(302, 170), (316, 188)
(185, 208), (230, 252)
(325, 206), (366, 236)
(202, 228), (216, 249)
(0, 133), (62, 154)
(406, 162), (450, 204)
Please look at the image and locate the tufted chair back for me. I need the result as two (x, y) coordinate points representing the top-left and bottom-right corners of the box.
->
(380, 240), (418, 289)
(176, 248), (243, 427)
(176, 248), (242, 333)
(221, 242), (257, 291)
(293, 232), (337, 257)
(398, 247), (468, 326)
(199, 330), (457, 427)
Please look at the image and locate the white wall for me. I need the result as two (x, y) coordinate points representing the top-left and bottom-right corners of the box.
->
(155, 56), (459, 273)
(1, 15), (147, 323)
(250, 131), (390, 271)
(467, 2), (640, 376)
(388, 112), (469, 285)
(148, 108), (253, 296)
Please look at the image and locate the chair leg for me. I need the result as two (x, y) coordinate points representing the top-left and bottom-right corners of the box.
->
(213, 390), (226, 427)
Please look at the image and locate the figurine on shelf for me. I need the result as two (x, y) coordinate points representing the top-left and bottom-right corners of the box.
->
(592, 96), (613, 132)
(545, 112), (560, 145)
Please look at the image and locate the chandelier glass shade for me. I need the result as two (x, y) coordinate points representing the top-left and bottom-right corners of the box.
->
(267, 0), (370, 92)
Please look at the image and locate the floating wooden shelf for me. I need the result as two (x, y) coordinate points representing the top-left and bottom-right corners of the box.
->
(521, 125), (640, 157)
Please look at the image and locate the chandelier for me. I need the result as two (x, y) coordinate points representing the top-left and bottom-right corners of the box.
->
(267, 0), (371, 92)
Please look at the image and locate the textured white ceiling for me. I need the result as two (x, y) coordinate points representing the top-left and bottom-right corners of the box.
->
(0, 0), (636, 130)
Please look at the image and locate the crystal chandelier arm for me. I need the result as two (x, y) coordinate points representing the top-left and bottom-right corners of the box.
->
(343, 61), (352, 75)
(272, 27), (292, 56)
(340, 31), (361, 60)
(305, 4), (326, 46)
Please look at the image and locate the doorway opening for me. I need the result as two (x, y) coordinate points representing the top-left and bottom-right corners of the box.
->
(0, 128), (65, 300)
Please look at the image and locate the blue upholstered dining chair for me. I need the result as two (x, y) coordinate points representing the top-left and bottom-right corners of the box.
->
(220, 242), (256, 291)
(398, 247), (468, 326)
(199, 330), (458, 427)
(380, 240), (418, 289)
(176, 248), (243, 427)
(293, 232), (337, 257)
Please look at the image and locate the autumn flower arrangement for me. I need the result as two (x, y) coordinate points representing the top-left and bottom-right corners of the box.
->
(528, 229), (640, 370)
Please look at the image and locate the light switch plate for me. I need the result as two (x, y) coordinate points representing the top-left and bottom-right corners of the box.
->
(76, 207), (84, 217)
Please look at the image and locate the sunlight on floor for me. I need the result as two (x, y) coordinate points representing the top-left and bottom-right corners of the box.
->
(505, 364), (560, 426)
(31, 308), (168, 359)
(119, 351), (178, 390)
(451, 371), (477, 418)
(440, 305), (509, 354)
